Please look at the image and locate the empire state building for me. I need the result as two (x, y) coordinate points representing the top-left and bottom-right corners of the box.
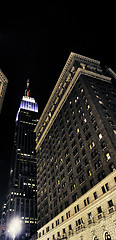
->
(6, 80), (38, 239)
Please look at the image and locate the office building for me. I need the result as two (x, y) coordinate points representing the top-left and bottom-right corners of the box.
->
(0, 69), (8, 113)
(35, 52), (116, 237)
(6, 80), (38, 239)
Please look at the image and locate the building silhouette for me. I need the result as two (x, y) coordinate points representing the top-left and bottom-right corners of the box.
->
(0, 69), (8, 113)
(35, 52), (116, 239)
(5, 80), (38, 239)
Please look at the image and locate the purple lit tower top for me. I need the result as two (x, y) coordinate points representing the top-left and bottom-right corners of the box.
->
(16, 80), (38, 121)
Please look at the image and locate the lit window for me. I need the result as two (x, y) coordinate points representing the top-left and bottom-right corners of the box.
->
(113, 129), (116, 134)
(87, 169), (92, 177)
(87, 104), (90, 109)
(77, 128), (80, 134)
(99, 100), (103, 105)
(96, 95), (100, 99)
(98, 133), (102, 140)
(81, 89), (84, 93)
(75, 97), (79, 103)
(84, 118), (87, 123)
(89, 141), (95, 150)
(105, 152), (111, 161)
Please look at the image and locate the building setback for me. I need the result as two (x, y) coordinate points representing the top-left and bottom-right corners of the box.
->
(35, 52), (116, 231)
(5, 81), (38, 239)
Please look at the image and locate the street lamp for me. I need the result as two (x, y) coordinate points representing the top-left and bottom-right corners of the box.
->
(7, 217), (22, 240)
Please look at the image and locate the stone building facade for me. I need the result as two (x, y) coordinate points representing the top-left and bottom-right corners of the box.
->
(37, 170), (116, 240)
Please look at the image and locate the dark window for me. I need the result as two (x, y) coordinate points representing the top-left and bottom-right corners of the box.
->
(91, 149), (98, 159)
(79, 175), (85, 184)
(109, 163), (115, 172)
(81, 185), (87, 195)
(76, 218), (83, 226)
(83, 124), (89, 133)
(75, 156), (80, 165)
(97, 206), (102, 214)
(72, 140), (76, 148)
(105, 183), (109, 191)
(90, 179), (94, 187)
(94, 124), (99, 131)
(84, 158), (89, 166)
(101, 141), (106, 149)
(66, 157), (70, 165)
(66, 211), (70, 219)
(67, 165), (72, 173)
(72, 192), (78, 202)
(94, 159), (102, 170)
(88, 212), (92, 219)
(65, 201), (69, 208)
(69, 174), (74, 182)
(98, 170), (106, 181)
(56, 219), (59, 226)
(86, 132), (91, 140)
(46, 226), (49, 233)
(108, 200), (113, 208)
(74, 204), (79, 213)
(73, 148), (78, 156)
(114, 176), (116, 183)
(82, 149), (86, 156)
(77, 165), (82, 174)
(101, 186), (106, 194)
(93, 191), (98, 200)
(69, 224), (72, 230)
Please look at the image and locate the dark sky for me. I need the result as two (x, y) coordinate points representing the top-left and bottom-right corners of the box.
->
(0, 3), (115, 209)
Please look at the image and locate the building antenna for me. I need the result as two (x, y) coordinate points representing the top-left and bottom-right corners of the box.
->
(25, 79), (30, 97)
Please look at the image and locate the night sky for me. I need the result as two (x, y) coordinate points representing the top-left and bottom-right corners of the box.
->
(0, 3), (115, 210)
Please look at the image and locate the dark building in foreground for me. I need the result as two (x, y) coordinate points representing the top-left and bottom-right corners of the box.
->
(5, 81), (38, 239)
(35, 52), (116, 230)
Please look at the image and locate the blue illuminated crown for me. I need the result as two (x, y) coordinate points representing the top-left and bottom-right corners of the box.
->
(16, 80), (38, 121)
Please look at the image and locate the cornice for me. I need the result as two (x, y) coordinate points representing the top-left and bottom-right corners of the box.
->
(35, 52), (100, 135)
(35, 67), (111, 152)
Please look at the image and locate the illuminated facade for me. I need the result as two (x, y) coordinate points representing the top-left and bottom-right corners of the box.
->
(6, 81), (38, 239)
(35, 52), (116, 235)
(37, 170), (116, 240)
(0, 69), (8, 113)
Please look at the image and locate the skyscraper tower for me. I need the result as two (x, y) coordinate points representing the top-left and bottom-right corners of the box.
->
(6, 80), (38, 239)
(35, 53), (116, 239)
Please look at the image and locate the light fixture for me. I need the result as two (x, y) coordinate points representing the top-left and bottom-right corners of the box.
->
(7, 217), (22, 240)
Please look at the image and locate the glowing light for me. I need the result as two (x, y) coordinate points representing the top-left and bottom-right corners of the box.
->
(7, 217), (22, 239)
(16, 96), (38, 121)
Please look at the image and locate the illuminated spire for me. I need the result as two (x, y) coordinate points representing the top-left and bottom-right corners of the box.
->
(25, 79), (30, 97)
(16, 79), (38, 121)
(27, 79), (29, 89)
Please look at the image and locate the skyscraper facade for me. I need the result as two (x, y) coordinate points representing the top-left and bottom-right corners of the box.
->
(0, 69), (8, 113)
(35, 52), (116, 234)
(6, 81), (38, 239)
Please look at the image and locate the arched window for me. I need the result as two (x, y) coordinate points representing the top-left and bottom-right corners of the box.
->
(93, 236), (99, 240)
(103, 231), (111, 240)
